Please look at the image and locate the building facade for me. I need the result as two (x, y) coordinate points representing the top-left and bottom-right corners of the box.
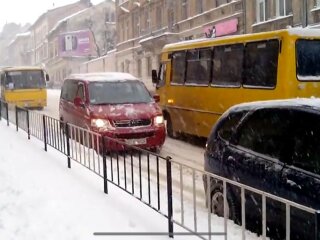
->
(28, 0), (92, 67)
(245, 0), (320, 33)
(46, 0), (116, 87)
(115, 0), (320, 90)
(115, 0), (245, 90)
(6, 32), (32, 66)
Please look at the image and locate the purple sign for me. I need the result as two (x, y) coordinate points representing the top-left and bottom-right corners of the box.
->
(204, 18), (238, 38)
(59, 30), (93, 57)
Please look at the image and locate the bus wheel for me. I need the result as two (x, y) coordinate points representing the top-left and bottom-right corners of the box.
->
(166, 115), (178, 139)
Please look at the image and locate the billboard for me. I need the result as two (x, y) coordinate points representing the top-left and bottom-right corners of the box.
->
(204, 18), (238, 38)
(59, 30), (93, 57)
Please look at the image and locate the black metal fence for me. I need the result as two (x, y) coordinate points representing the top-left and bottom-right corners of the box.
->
(0, 101), (319, 240)
(0, 100), (9, 126)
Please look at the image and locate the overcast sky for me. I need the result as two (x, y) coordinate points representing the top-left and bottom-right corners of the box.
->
(0, 0), (104, 31)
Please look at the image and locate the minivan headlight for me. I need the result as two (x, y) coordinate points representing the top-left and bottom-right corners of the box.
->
(154, 115), (164, 126)
(91, 119), (115, 130)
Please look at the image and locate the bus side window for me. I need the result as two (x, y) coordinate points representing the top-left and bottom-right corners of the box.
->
(243, 40), (279, 88)
(0, 73), (3, 98)
(212, 44), (243, 87)
(157, 64), (166, 88)
(186, 48), (211, 85)
(0, 73), (3, 87)
(171, 51), (186, 85)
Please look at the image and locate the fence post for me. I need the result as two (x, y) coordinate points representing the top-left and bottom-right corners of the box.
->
(65, 123), (71, 168)
(166, 156), (174, 238)
(102, 136), (108, 194)
(26, 110), (30, 140)
(316, 210), (320, 240)
(42, 115), (47, 152)
(6, 102), (9, 126)
(15, 106), (18, 131)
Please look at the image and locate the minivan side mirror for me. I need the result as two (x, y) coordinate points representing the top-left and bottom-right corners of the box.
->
(45, 73), (50, 82)
(74, 97), (85, 108)
(153, 94), (160, 103)
(152, 69), (159, 84)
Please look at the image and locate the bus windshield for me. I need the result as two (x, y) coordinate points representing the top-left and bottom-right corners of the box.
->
(5, 70), (46, 89)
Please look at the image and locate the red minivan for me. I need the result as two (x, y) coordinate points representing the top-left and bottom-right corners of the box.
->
(59, 72), (166, 151)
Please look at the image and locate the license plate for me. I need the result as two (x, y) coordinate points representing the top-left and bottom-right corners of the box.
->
(125, 138), (147, 145)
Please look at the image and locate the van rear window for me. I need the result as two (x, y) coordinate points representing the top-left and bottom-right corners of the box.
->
(88, 81), (153, 104)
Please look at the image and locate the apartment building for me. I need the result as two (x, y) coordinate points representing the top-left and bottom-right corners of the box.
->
(6, 32), (32, 66)
(115, 0), (245, 90)
(46, 0), (116, 86)
(245, 0), (320, 32)
(28, 0), (92, 66)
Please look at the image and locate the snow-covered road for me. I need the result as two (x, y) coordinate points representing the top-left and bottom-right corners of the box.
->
(40, 89), (206, 169)
(0, 111), (264, 240)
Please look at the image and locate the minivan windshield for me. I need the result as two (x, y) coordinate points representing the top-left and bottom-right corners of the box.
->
(88, 81), (153, 104)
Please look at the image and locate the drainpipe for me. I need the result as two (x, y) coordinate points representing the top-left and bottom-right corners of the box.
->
(242, 0), (247, 34)
(302, 0), (308, 27)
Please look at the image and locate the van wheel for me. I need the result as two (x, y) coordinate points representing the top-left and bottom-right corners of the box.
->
(166, 115), (178, 139)
(211, 187), (240, 224)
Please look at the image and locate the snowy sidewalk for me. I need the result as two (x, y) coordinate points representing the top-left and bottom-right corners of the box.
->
(0, 121), (194, 240)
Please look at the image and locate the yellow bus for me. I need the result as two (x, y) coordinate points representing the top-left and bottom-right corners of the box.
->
(0, 66), (49, 109)
(152, 28), (320, 138)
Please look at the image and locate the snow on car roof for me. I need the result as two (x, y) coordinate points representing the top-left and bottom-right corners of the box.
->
(228, 98), (320, 113)
(69, 72), (139, 82)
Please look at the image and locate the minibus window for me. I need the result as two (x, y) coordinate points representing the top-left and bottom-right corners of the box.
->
(171, 51), (186, 84)
(243, 40), (279, 88)
(212, 44), (243, 87)
(296, 39), (320, 81)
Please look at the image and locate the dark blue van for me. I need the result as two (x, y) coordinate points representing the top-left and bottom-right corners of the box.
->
(204, 99), (320, 240)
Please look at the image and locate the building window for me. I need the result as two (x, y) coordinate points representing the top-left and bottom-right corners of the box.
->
(126, 20), (130, 40)
(147, 57), (152, 77)
(182, 0), (188, 20)
(143, 8), (150, 33)
(125, 60), (130, 73)
(256, 0), (270, 22)
(156, 6), (162, 29)
(197, 0), (203, 13)
(216, 0), (231, 7)
(317, 0), (320, 7)
(276, 0), (292, 17)
(133, 11), (140, 37)
(121, 62), (125, 72)
(121, 22), (125, 42)
(168, 10), (175, 30)
(137, 59), (142, 77)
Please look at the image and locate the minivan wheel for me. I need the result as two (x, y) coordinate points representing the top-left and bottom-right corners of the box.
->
(211, 188), (239, 224)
